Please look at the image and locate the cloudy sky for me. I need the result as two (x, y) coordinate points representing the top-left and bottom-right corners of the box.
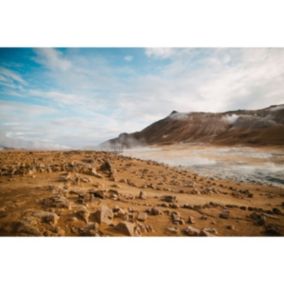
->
(0, 48), (283, 149)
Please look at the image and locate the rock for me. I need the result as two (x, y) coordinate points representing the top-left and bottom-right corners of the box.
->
(138, 191), (145, 200)
(202, 227), (218, 235)
(92, 205), (113, 225)
(199, 230), (212, 236)
(264, 224), (281, 236)
(41, 195), (70, 209)
(161, 195), (177, 203)
(99, 160), (114, 177)
(115, 222), (136, 236)
(169, 203), (179, 209)
(146, 207), (162, 216)
(219, 210), (230, 219)
(11, 221), (42, 236)
(75, 206), (89, 223)
(182, 226), (201, 236)
(91, 190), (106, 199)
(89, 168), (102, 178)
(167, 226), (178, 234)
(137, 212), (147, 222)
(33, 211), (59, 225)
(79, 223), (99, 236)
(170, 211), (184, 225)
(113, 207), (127, 219)
(187, 216), (195, 224)
(272, 208), (281, 215)
(200, 215), (208, 220)
(250, 212), (266, 226)
(226, 225), (235, 230)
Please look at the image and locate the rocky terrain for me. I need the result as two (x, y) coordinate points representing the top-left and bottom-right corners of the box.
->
(102, 104), (284, 149)
(0, 150), (283, 236)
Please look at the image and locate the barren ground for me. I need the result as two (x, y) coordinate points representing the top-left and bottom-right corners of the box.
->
(0, 150), (283, 236)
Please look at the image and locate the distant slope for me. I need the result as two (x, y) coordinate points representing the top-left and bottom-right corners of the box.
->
(101, 104), (284, 149)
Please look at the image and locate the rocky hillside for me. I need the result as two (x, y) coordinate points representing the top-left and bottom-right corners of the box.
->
(101, 104), (284, 149)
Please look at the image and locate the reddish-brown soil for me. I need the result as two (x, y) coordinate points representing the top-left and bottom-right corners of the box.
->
(0, 150), (283, 236)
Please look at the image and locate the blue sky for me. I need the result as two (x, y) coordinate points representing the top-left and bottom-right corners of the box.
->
(0, 48), (283, 149)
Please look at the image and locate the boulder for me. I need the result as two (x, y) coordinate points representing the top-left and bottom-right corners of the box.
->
(219, 210), (230, 219)
(33, 211), (59, 225)
(79, 223), (99, 236)
(182, 226), (201, 236)
(146, 207), (162, 216)
(137, 212), (147, 222)
(11, 221), (42, 236)
(75, 206), (90, 223)
(187, 216), (195, 224)
(167, 226), (178, 234)
(138, 191), (146, 200)
(249, 212), (266, 226)
(161, 195), (177, 203)
(115, 222), (136, 236)
(92, 205), (113, 225)
(41, 195), (70, 209)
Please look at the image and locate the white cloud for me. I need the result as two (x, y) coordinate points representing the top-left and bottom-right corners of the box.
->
(2, 48), (284, 149)
(145, 48), (176, 59)
(124, 55), (133, 62)
(0, 67), (27, 86)
(34, 48), (72, 71)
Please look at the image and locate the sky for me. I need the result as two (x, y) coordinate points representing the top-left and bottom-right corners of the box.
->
(0, 48), (283, 149)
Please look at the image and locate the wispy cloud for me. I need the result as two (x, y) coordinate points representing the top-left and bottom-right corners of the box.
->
(145, 48), (176, 59)
(34, 48), (72, 71)
(0, 66), (27, 87)
(0, 48), (284, 149)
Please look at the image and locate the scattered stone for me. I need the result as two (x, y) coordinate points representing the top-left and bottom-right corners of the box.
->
(187, 216), (195, 224)
(202, 227), (218, 235)
(264, 224), (281, 236)
(75, 206), (89, 223)
(170, 211), (185, 225)
(250, 212), (266, 226)
(91, 190), (106, 199)
(138, 191), (146, 200)
(200, 215), (208, 220)
(33, 211), (59, 225)
(226, 225), (235, 230)
(99, 160), (114, 177)
(161, 195), (177, 203)
(11, 221), (41, 236)
(167, 226), (178, 234)
(41, 195), (70, 209)
(272, 208), (282, 215)
(219, 210), (230, 219)
(92, 205), (113, 225)
(79, 223), (99, 236)
(115, 221), (136, 236)
(146, 207), (162, 216)
(137, 212), (147, 222)
(182, 225), (201, 236)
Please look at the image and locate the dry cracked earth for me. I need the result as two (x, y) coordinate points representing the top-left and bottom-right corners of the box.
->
(0, 150), (283, 237)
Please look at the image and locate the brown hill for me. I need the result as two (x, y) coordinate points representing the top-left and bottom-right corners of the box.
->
(101, 104), (284, 149)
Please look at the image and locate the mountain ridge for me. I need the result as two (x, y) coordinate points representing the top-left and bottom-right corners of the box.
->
(101, 104), (284, 149)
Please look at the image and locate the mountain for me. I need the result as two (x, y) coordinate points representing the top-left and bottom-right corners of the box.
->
(101, 104), (284, 149)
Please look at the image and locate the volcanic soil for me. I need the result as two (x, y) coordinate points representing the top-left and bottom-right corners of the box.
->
(0, 150), (283, 236)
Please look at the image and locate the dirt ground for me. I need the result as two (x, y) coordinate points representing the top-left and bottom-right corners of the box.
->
(0, 150), (283, 236)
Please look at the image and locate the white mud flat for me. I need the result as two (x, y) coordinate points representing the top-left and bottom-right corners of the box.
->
(122, 144), (284, 187)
